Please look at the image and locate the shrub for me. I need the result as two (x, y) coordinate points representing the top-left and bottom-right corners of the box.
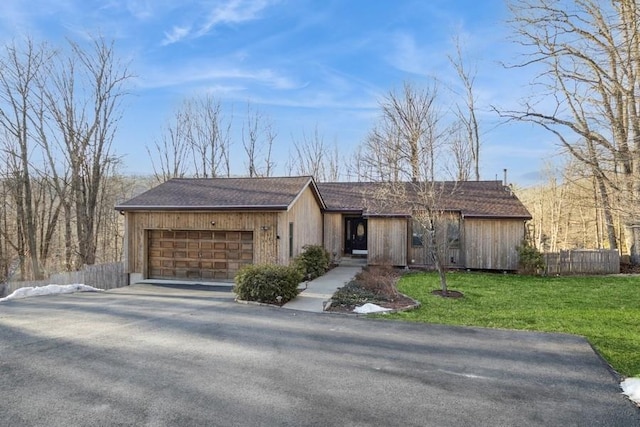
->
(331, 281), (382, 306)
(355, 265), (399, 298)
(517, 241), (545, 275)
(294, 244), (330, 280)
(234, 264), (303, 304)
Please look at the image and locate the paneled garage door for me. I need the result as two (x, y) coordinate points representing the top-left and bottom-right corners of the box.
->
(148, 230), (254, 281)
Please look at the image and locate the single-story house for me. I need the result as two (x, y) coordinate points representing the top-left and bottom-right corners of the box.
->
(115, 176), (531, 283)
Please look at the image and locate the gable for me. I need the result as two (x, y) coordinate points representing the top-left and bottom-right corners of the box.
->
(116, 176), (325, 212)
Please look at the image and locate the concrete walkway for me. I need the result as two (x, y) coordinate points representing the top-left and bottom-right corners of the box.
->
(282, 266), (362, 312)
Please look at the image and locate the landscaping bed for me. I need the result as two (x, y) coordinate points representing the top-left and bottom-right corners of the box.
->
(327, 266), (419, 313)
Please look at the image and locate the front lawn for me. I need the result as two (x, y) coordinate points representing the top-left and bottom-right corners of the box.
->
(386, 272), (640, 378)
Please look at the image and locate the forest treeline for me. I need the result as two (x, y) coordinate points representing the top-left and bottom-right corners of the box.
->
(3, 0), (640, 282)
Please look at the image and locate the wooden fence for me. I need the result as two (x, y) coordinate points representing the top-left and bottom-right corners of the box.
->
(544, 249), (620, 275)
(1, 262), (127, 298)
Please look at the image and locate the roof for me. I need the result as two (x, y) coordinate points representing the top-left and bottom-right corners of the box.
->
(115, 176), (325, 211)
(116, 177), (531, 219)
(317, 181), (532, 219)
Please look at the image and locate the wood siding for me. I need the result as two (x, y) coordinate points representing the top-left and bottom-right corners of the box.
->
(278, 185), (324, 265)
(323, 213), (343, 259)
(409, 214), (463, 268)
(368, 217), (407, 266)
(463, 218), (525, 270)
(125, 211), (279, 277)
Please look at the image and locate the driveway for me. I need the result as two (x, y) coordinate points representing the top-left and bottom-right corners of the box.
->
(0, 284), (637, 426)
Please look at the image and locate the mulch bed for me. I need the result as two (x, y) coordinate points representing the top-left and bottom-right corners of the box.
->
(620, 263), (640, 274)
(326, 266), (420, 314)
(327, 292), (418, 314)
(430, 289), (464, 298)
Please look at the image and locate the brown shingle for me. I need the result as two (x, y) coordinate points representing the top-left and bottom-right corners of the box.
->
(117, 177), (530, 219)
(116, 176), (318, 211)
(317, 181), (531, 219)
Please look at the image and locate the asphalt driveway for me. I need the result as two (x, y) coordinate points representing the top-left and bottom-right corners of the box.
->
(0, 284), (637, 426)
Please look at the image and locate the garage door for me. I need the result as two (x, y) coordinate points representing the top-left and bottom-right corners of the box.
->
(148, 230), (253, 281)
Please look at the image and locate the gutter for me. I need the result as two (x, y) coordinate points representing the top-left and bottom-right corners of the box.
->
(114, 204), (290, 212)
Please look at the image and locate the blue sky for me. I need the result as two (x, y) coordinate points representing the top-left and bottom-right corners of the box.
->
(0, 0), (558, 185)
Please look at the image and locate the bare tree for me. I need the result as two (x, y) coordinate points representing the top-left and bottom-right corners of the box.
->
(149, 95), (232, 180)
(503, 0), (640, 261)
(184, 95), (232, 178)
(0, 39), (52, 279)
(449, 35), (481, 181)
(44, 36), (132, 266)
(360, 81), (460, 294)
(445, 120), (473, 181)
(358, 81), (441, 183)
(242, 102), (276, 177)
(289, 126), (342, 181)
(147, 110), (190, 183)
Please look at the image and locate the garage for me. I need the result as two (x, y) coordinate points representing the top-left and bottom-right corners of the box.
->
(148, 230), (254, 281)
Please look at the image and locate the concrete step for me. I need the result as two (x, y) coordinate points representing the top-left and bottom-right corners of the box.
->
(339, 257), (367, 267)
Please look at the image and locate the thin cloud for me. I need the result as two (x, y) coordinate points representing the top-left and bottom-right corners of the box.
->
(138, 62), (301, 90)
(197, 0), (275, 36)
(385, 31), (452, 78)
(161, 25), (191, 46)
(160, 0), (277, 45)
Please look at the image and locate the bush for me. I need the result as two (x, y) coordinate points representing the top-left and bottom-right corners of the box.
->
(355, 265), (399, 298)
(517, 241), (545, 275)
(331, 281), (382, 306)
(294, 244), (330, 280)
(234, 264), (303, 304)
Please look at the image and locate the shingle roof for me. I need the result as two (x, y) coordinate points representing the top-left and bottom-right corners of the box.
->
(116, 177), (531, 219)
(317, 181), (531, 219)
(116, 176), (321, 211)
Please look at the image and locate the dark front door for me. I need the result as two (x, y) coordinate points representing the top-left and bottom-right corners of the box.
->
(344, 217), (367, 255)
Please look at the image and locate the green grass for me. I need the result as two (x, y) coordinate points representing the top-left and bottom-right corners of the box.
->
(385, 271), (640, 378)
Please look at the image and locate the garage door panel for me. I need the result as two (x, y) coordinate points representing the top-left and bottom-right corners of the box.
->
(148, 229), (253, 281)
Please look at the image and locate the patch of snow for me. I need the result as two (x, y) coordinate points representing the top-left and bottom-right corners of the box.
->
(353, 303), (392, 314)
(0, 284), (101, 302)
(621, 378), (640, 405)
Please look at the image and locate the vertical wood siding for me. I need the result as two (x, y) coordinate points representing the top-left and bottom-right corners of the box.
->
(463, 218), (525, 270)
(282, 185), (324, 264)
(323, 213), (343, 259)
(409, 214), (463, 268)
(368, 217), (407, 266)
(126, 211), (279, 276)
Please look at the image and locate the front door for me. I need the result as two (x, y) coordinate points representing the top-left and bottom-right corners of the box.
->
(344, 217), (367, 255)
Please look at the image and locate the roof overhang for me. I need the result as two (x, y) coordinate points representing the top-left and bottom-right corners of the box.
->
(115, 205), (289, 212)
(461, 214), (532, 220)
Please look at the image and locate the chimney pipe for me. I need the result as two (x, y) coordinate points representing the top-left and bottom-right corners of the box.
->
(503, 169), (508, 186)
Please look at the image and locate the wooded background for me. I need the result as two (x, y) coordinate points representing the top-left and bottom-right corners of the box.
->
(2, 0), (640, 283)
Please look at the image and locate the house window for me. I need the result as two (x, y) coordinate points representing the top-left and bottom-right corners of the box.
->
(289, 222), (294, 258)
(447, 219), (460, 249)
(412, 219), (424, 247)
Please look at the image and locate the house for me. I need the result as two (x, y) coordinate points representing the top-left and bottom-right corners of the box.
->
(318, 181), (532, 270)
(115, 176), (531, 283)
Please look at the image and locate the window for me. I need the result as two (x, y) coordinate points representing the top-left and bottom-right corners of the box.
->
(412, 219), (424, 247)
(447, 219), (460, 249)
(289, 222), (294, 258)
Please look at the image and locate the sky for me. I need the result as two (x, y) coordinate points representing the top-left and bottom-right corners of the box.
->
(0, 0), (560, 186)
